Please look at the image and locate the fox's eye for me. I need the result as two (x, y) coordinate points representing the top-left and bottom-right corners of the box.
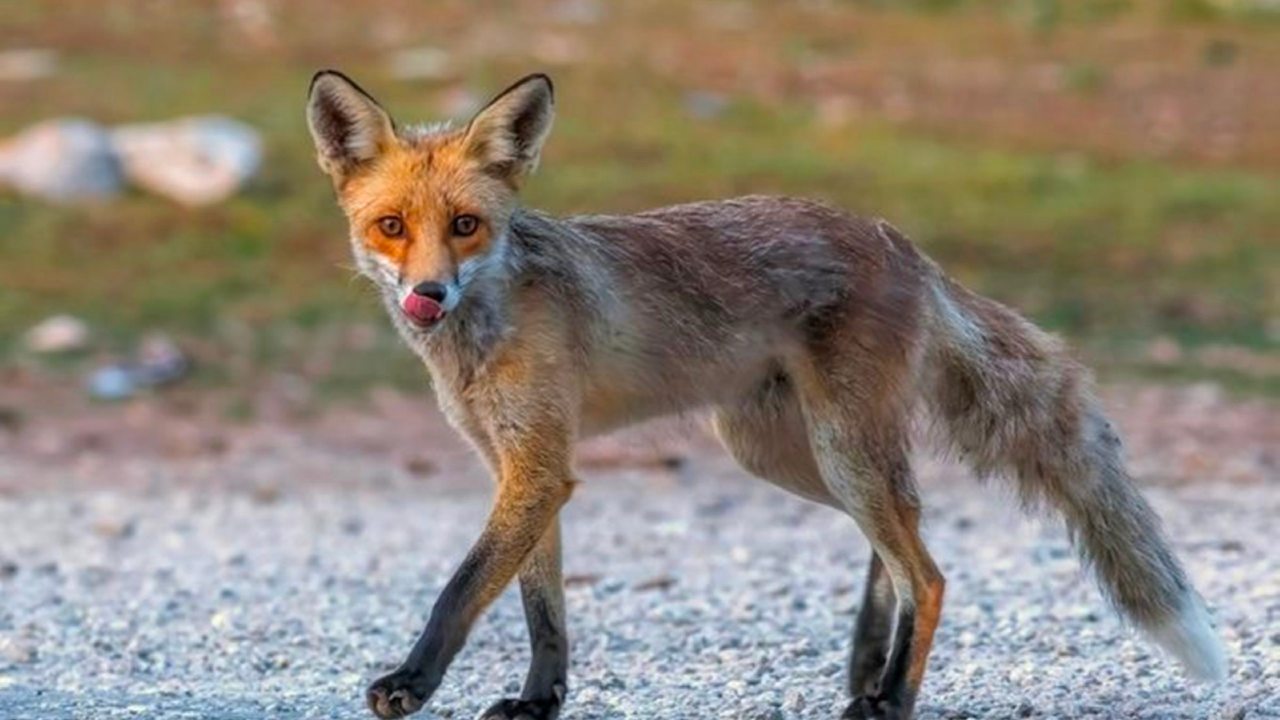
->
(451, 214), (479, 237)
(377, 216), (405, 238)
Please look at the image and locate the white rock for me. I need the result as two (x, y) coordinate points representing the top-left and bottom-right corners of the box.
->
(110, 116), (261, 206)
(0, 118), (122, 202)
(23, 314), (90, 353)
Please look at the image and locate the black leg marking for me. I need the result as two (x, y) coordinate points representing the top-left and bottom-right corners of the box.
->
(843, 605), (917, 720)
(849, 551), (896, 697)
(478, 689), (565, 720)
(481, 522), (568, 720)
(519, 578), (568, 702)
(878, 606), (918, 713)
(367, 544), (493, 718)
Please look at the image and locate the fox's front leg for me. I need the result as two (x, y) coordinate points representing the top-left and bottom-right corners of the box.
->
(479, 520), (568, 720)
(366, 424), (574, 719)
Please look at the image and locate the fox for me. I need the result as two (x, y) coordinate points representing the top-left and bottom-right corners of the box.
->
(305, 70), (1228, 720)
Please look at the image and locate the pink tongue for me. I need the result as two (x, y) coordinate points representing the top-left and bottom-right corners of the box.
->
(402, 293), (444, 323)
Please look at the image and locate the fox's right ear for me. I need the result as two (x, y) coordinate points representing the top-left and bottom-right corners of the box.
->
(306, 70), (396, 180)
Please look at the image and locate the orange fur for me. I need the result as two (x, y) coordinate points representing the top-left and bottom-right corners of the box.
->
(339, 136), (506, 285)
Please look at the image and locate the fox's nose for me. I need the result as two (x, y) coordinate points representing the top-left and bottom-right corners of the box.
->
(412, 281), (447, 303)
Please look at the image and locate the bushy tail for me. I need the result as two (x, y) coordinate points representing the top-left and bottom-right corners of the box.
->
(923, 274), (1227, 681)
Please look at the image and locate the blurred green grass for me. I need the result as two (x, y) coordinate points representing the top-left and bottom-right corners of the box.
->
(1, 1), (1276, 400)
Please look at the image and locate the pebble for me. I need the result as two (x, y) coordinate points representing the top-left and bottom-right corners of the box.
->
(0, 118), (122, 202)
(23, 315), (90, 354)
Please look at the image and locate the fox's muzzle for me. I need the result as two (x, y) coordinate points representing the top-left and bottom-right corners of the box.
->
(402, 281), (448, 328)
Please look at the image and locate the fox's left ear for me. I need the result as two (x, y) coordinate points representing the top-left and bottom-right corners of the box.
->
(306, 70), (397, 182)
(464, 74), (554, 185)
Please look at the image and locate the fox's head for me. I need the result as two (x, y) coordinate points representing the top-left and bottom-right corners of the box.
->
(306, 70), (554, 333)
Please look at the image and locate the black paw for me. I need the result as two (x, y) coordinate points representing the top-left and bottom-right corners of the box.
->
(842, 695), (906, 720)
(367, 668), (432, 719)
(478, 696), (562, 720)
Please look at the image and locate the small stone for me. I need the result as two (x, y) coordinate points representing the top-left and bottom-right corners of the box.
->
(86, 364), (137, 401)
(24, 315), (90, 354)
(633, 575), (677, 592)
(132, 333), (189, 387)
(782, 689), (806, 713)
(250, 482), (281, 504)
(696, 496), (738, 518)
(564, 573), (602, 588)
(0, 638), (36, 665)
(92, 517), (137, 539)
(404, 456), (436, 478)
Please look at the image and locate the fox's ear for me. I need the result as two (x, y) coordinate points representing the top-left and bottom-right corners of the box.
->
(306, 70), (396, 180)
(463, 74), (554, 185)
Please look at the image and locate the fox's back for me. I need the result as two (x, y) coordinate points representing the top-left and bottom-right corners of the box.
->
(508, 196), (932, 432)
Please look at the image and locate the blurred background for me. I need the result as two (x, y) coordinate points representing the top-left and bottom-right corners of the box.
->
(1, 3), (1278, 718)
(2, 0), (1276, 422)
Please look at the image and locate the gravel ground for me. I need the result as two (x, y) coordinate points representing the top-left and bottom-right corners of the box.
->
(0, 389), (1277, 719)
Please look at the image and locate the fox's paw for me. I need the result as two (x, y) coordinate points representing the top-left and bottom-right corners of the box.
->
(367, 668), (432, 719)
(477, 689), (564, 720)
(842, 695), (906, 720)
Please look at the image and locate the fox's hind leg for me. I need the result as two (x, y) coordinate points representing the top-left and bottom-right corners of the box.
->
(787, 362), (943, 720)
(848, 551), (897, 698)
(818, 431), (941, 720)
(713, 373), (913, 713)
